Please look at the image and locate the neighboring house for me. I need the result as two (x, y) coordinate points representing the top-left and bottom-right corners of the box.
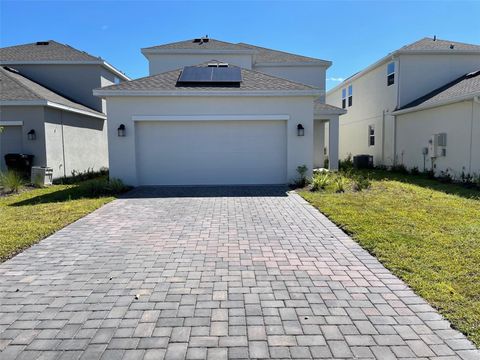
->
(0, 40), (129, 178)
(393, 70), (480, 176)
(326, 37), (480, 175)
(94, 37), (345, 186)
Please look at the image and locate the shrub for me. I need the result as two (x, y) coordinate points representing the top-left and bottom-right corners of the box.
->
(311, 173), (330, 191)
(391, 164), (409, 174)
(438, 170), (453, 183)
(0, 171), (24, 193)
(338, 154), (353, 171)
(295, 165), (309, 188)
(410, 166), (420, 175)
(79, 177), (128, 197)
(352, 175), (371, 192)
(54, 167), (109, 185)
(106, 178), (128, 194)
(323, 158), (329, 169)
(333, 176), (347, 193)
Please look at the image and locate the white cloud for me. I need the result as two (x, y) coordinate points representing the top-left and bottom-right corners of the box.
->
(326, 77), (345, 82)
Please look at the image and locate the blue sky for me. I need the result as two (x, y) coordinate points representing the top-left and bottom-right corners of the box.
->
(1, 0), (479, 90)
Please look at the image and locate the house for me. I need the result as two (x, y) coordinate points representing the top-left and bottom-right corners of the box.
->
(94, 37), (345, 186)
(0, 40), (129, 178)
(326, 37), (480, 175)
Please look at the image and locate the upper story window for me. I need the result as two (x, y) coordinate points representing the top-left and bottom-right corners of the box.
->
(114, 76), (121, 85)
(368, 125), (375, 146)
(348, 85), (353, 107)
(387, 62), (395, 86)
(341, 88), (347, 109)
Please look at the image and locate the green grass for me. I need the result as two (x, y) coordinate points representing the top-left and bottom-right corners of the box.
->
(300, 171), (480, 347)
(0, 181), (122, 262)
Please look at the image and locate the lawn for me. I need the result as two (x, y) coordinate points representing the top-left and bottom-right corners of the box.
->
(0, 179), (124, 262)
(300, 170), (480, 347)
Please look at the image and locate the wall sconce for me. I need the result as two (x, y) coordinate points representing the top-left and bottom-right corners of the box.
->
(297, 124), (305, 136)
(117, 124), (126, 137)
(27, 129), (36, 140)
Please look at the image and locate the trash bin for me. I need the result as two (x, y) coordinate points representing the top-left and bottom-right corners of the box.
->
(353, 155), (374, 169)
(4, 154), (35, 177)
(31, 166), (53, 186)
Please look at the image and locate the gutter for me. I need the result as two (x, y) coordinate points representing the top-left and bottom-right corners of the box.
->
(141, 48), (256, 56)
(0, 100), (106, 119)
(392, 92), (480, 115)
(93, 89), (324, 98)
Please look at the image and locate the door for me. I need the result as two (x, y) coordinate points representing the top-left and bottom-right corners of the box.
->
(135, 120), (287, 185)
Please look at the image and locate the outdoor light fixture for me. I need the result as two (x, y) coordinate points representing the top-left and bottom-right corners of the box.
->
(27, 129), (36, 140)
(117, 124), (126, 137)
(297, 124), (305, 136)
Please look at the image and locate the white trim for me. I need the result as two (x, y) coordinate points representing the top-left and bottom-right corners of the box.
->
(255, 61), (331, 68)
(0, 60), (130, 81)
(0, 100), (106, 119)
(141, 48), (256, 56)
(392, 93), (479, 115)
(94, 89), (323, 97)
(132, 115), (290, 122)
(0, 121), (23, 126)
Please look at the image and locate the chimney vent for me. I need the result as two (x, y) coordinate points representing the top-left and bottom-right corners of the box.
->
(36, 41), (49, 45)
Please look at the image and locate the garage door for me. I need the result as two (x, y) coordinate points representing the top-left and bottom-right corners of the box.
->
(135, 120), (287, 185)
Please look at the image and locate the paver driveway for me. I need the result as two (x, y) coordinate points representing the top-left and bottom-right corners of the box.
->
(0, 186), (478, 360)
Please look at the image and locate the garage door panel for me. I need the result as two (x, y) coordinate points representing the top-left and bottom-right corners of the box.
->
(135, 120), (287, 185)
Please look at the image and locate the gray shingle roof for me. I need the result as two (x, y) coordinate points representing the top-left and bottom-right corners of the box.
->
(398, 70), (480, 111)
(238, 43), (328, 64)
(0, 66), (104, 117)
(143, 38), (250, 52)
(400, 37), (480, 52)
(314, 99), (346, 115)
(98, 62), (318, 92)
(0, 40), (101, 62)
(142, 38), (329, 64)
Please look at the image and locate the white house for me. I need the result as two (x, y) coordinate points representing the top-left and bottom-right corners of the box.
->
(94, 37), (345, 186)
(326, 37), (480, 175)
(0, 40), (129, 178)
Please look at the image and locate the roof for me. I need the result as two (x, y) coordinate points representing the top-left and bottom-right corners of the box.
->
(314, 99), (346, 116)
(94, 62), (322, 96)
(328, 37), (480, 94)
(0, 66), (105, 118)
(0, 40), (130, 80)
(142, 38), (330, 65)
(394, 70), (480, 114)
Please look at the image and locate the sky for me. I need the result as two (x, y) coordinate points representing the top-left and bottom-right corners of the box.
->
(1, 0), (479, 90)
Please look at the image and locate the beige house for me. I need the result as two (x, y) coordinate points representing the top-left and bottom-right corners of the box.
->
(326, 37), (480, 176)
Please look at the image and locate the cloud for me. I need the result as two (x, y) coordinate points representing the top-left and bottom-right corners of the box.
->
(101, 25), (109, 31)
(326, 77), (345, 82)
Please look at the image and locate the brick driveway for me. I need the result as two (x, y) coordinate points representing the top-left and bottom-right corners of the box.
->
(0, 186), (478, 360)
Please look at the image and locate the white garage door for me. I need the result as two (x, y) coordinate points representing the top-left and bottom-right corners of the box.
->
(135, 120), (287, 185)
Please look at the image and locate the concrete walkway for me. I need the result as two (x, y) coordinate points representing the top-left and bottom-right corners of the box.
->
(0, 187), (478, 360)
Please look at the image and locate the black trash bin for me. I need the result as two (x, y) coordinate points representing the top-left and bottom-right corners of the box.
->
(4, 154), (35, 177)
(353, 155), (374, 169)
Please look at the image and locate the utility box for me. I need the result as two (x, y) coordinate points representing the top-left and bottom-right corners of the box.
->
(31, 166), (53, 186)
(428, 133), (447, 158)
(353, 155), (374, 169)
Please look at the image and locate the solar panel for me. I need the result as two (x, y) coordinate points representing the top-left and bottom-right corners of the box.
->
(177, 66), (242, 84)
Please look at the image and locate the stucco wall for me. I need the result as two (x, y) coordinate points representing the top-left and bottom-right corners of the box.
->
(44, 108), (108, 178)
(6, 64), (105, 112)
(396, 100), (479, 176)
(398, 54), (480, 108)
(327, 60), (398, 165)
(146, 53), (253, 75)
(104, 96), (315, 186)
(0, 106), (46, 171)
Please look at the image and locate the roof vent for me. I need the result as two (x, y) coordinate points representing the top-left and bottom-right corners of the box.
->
(36, 41), (50, 45)
(193, 38), (202, 43)
(450, 44), (455, 49)
(433, 35), (436, 41)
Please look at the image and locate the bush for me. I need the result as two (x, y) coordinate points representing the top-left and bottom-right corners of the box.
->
(0, 171), (24, 193)
(54, 167), (109, 185)
(391, 164), (409, 174)
(311, 173), (330, 191)
(333, 176), (347, 193)
(352, 175), (371, 192)
(338, 154), (353, 171)
(295, 165), (309, 188)
(410, 166), (420, 175)
(79, 177), (128, 197)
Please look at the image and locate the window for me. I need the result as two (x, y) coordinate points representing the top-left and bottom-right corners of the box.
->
(341, 88), (346, 109)
(114, 76), (120, 85)
(387, 62), (395, 86)
(368, 125), (375, 146)
(348, 85), (353, 107)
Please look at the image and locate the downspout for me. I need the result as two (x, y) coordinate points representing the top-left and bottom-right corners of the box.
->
(393, 56), (400, 165)
(381, 110), (385, 163)
(60, 111), (66, 177)
(471, 96), (480, 174)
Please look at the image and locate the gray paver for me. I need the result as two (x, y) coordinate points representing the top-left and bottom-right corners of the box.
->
(0, 186), (478, 359)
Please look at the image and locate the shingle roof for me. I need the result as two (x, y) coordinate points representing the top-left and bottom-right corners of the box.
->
(398, 70), (480, 111)
(0, 66), (104, 117)
(142, 38), (250, 52)
(314, 99), (346, 115)
(238, 43), (328, 64)
(97, 62), (318, 92)
(0, 40), (101, 62)
(400, 37), (480, 52)
(142, 38), (329, 64)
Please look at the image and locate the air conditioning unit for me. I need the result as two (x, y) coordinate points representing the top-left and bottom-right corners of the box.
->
(31, 166), (53, 186)
(428, 133), (447, 158)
